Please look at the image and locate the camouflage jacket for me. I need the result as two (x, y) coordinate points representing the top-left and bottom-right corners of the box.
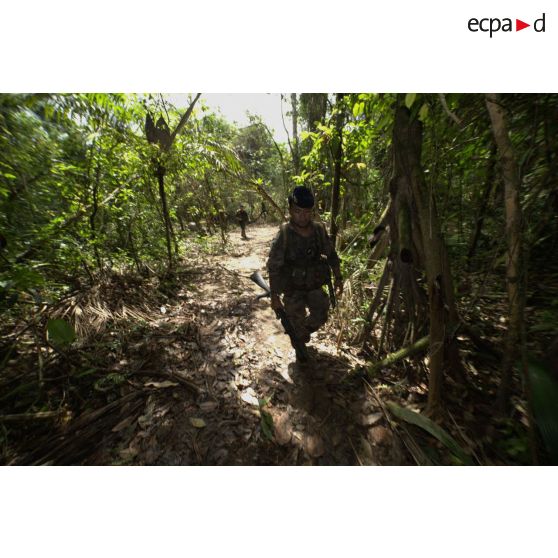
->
(236, 209), (249, 224)
(266, 220), (341, 294)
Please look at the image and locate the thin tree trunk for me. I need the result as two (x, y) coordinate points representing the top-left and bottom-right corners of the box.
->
(290, 93), (300, 174)
(205, 176), (228, 244)
(393, 104), (459, 417)
(126, 223), (142, 273)
(467, 142), (497, 269)
(330, 93), (344, 247)
(280, 94), (296, 176)
(156, 162), (173, 268)
(90, 162), (103, 272)
(485, 94), (526, 407)
(357, 259), (390, 346)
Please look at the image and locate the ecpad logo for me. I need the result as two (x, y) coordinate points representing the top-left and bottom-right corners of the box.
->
(468, 13), (546, 37)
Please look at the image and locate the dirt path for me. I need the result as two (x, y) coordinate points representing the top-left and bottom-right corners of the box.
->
(109, 224), (408, 465)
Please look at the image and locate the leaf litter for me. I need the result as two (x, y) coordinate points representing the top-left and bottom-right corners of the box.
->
(2, 226), (417, 465)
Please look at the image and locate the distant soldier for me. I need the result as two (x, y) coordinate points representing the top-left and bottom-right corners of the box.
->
(260, 201), (268, 223)
(235, 205), (249, 239)
(266, 186), (343, 360)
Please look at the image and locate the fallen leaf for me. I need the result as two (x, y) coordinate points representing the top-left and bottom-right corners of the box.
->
(144, 380), (179, 389)
(358, 437), (377, 466)
(273, 412), (293, 445)
(360, 412), (383, 427)
(303, 433), (325, 458)
(368, 426), (392, 446)
(189, 417), (206, 428)
(241, 391), (259, 406)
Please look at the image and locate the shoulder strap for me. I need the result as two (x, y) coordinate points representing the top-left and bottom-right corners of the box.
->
(313, 221), (328, 254)
(280, 222), (289, 256)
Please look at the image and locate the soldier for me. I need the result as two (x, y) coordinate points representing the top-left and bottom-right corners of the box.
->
(235, 205), (249, 239)
(266, 186), (343, 360)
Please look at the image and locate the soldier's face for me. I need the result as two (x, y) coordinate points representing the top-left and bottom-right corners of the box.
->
(290, 205), (313, 227)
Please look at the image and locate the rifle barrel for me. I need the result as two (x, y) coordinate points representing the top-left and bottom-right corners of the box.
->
(249, 271), (271, 294)
(249, 269), (308, 361)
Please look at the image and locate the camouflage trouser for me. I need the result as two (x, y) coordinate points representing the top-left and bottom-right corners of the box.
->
(283, 288), (330, 344)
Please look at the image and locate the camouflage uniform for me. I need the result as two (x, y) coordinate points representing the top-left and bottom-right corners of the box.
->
(266, 221), (341, 344)
(236, 208), (249, 239)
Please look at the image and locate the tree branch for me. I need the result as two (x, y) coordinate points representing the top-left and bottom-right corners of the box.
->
(280, 94), (295, 167)
(438, 94), (462, 127)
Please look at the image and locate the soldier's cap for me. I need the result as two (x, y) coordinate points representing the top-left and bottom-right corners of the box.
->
(289, 186), (314, 208)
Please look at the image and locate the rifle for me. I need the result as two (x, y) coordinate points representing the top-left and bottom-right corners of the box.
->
(249, 271), (309, 361)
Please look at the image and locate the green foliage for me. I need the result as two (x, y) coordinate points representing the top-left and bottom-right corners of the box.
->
(0, 93), (266, 307)
(529, 304), (558, 335)
(405, 93), (417, 109)
(527, 360), (558, 464)
(387, 402), (473, 464)
(46, 318), (76, 347)
(258, 398), (274, 441)
(494, 419), (531, 464)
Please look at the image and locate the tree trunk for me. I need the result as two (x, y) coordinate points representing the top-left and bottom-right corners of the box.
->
(300, 93), (328, 132)
(126, 221), (142, 273)
(393, 104), (459, 417)
(467, 142), (497, 269)
(330, 93), (344, 247)
(144, 94), (201, 269)
(90, 161), (103, 272)
(290, 93), (301, 174)
(485, 94), (526, 410)
(156, 162), (174, 268)
(205, 176), (228, 244)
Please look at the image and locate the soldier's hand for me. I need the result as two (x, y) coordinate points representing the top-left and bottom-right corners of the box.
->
(270, 293), (283, 312)
(334, 278), (343, 298)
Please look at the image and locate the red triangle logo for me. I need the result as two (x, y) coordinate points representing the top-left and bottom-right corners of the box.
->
(516, 19), (530, 31)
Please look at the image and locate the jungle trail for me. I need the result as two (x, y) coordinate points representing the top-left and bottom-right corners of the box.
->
(0, 93), (557, 465)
